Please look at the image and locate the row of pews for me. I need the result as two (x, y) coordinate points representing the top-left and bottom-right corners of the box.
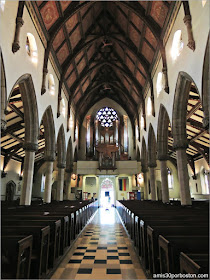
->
(116, 200), (209, 278)
(1, 200), (98, 279)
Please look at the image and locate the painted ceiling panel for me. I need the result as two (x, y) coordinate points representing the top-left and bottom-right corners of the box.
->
(53, 28), (65, 50)
(67, 71), (77, 87)
(60, 1), (72, 11)
(70, 26), (81, 49)
(40, 1), (59, 30)
(66, 13), (78, 34)
(141, 41), (154, 63)
(145, 27), (157, 48)
(57, 42), (69, 64)
(150, 1), (168, 28)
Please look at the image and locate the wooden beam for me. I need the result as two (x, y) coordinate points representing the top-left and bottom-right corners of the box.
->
(186, 101), (201, 119)
(189, 129), (209, 143)
(7, 132), (24, 143)
(8, 104), (24, 119)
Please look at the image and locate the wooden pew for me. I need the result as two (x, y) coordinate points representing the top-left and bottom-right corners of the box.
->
(1, 235), (33, 279)
(180, 252), (209, 274)
(158, 235), (209, 273)
(147, 225), (209, 276)
(4, 214), (68, 255)
(1, 225), (50, 279)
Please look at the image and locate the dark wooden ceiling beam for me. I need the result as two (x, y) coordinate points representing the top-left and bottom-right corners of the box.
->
(2, 143), (23, 172)
(186, 101), (201, 119)
(189, 129), (209, 143)
(8, 104), (24, 119)
(7, 132), (24, 143)
(1, 121), (24, 138)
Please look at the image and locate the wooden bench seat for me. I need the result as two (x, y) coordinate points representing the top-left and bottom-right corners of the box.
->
(2, 225), (50, 279)
(1, 235), (33, 279)
(159, 235), (209, 273)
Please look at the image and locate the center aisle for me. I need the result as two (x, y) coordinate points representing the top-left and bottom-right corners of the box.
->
(51, 207), (146, 279)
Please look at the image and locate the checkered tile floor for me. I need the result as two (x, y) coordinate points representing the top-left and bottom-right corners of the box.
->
(51, 207), (146, 279)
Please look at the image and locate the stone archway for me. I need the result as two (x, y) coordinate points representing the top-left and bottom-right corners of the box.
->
(148, 124), (157, 201)
(157, 105), (171, 203)
(141, 137), (148, 199)
(6, 74), (39, 205)
(1, 50), (7, 131)
(5, 180), (16, 201)
(40, 106), (56, 203)
(202, 35), (209, 128)
(56, 125), (66, 201)
(172, 71), (196, 205)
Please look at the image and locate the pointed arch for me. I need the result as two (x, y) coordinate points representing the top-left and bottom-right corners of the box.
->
(136, 146), (141, 162)
(8, 74), (39, 147)
(202, 34), (209, 128)
(66, 136), (73, 172)
(172, 71), (199, 149)
(148, 124), (157, 167)
(1, 49), (7, 131)
(157, 104), (170, 160)
(141, 137), (148, 172)
(41, 106), (56, 160)
(74, 147), (78, 163)
(57, 124), (66, 167)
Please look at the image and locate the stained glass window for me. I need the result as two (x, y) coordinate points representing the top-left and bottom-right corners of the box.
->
(96, 107), (118, 127)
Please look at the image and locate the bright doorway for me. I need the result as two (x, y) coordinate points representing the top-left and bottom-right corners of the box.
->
(100, 178), (114, 208)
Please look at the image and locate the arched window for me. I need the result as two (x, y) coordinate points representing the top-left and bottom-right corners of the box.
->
(61, 98), (66, 117)
(147, 97), (152, 116)
(140, 115), (144, 130)
(0, 0), (5, 11)
(75, 125), (78, 141)
(96, 107), (118, 128)
(171, 30), (183, 61)
(202, 0), (207, 7)
(156, 72), (163, 96)
(69, 114), (74, 129)
(167, 168), (173, 189)
(48, 74), (55, 95)
(26, 33), (38, 64)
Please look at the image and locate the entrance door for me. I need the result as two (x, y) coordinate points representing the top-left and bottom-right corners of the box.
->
(100, 178), (114, 208)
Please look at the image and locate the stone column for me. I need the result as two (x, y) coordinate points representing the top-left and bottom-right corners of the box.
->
(57, 164), (65, 201)
(159, 158), (170, 203)
(176, 147), (192, 205)
(20, 143), (38, 205)
(149, 164), (157, 201)
(44, 158), (54, 203)
(142, 167), (149, 200)
(65, 169), (72, 200)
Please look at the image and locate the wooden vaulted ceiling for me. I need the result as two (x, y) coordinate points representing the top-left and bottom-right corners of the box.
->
(33, 1), (174, 121)
(168, 85), (209, 169)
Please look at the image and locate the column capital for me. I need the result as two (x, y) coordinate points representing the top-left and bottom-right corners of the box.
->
(23, 142), (38, 152)
(57, 163), (66, 169)
(44, 155), (55, 162)
(148, 163), (157, 169)
(65, 168), (73, 174)
(173, 142), (188, 150)
(158, 155), (168, 161)
(142, 167), (148, 173)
